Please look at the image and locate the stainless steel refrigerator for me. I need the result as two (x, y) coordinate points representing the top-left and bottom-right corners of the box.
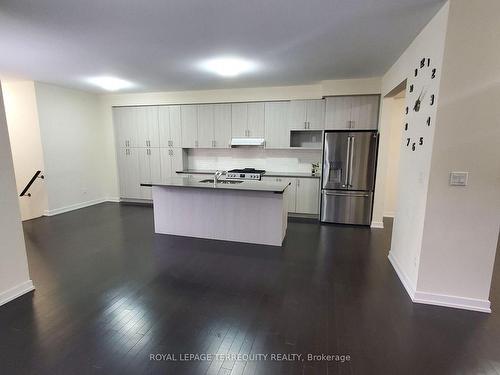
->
(320, 130), (378, 225)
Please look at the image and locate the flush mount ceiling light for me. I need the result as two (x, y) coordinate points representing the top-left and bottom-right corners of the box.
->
(199, 57), (258, 77)
(86, 76), (133, 91)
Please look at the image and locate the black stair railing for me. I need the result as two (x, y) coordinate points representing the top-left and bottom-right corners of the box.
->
(20, 170), (44, 197)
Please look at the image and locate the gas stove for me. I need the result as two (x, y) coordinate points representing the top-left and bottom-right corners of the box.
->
(226, 168), (266, 181)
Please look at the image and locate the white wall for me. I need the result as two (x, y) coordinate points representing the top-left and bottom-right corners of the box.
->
(2, 81), (48, 220)
(35, 82), (111, 215)
(100, 78), (382, 199)
(0, 83), (34, 306)
(383, 2), (450, 289)
(383, 97), (404, 217)
(417, 0), (500, 309)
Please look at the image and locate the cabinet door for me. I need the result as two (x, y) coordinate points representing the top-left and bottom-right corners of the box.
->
(247, 102), (265, 137)
(117, 148), (128, 198)
(149, 148), (162, 184)
(113, 107), (127, 148)
(265, 102), (290, 148)
(295, 178), (320, 214)
(160, 148), (173, 182)
(135, 106), (158, 148)
(125, 147), (141, 199)
(181, 105), (198, 148)
(325, 96), (352, 129)
(169, 105), (182, 147)
(289, 100), (307, 129)
(197, 104), (214, 148)
(231, 103), (247, 137)
(282, 178), (297, 213)
(214, 104), (232, 148)
(138, 148), (152, 199)
(158, 106), (170, 148)
(305, 99), (325, 130)
(170, 148), (184, 176)
(350, 95), (379, 129)
(114, 107), (139, 147)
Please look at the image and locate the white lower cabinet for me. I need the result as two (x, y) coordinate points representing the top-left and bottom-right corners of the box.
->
(117, 147), (141, 199)
(295, 178), (320, 214)
(160, 148), (184, 182)
(138, 148), (161, 200)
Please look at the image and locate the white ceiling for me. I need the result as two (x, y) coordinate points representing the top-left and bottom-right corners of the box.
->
(0, 0), (445, 93)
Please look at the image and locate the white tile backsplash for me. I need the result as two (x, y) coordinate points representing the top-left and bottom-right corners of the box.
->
(187, 148), (321, 173)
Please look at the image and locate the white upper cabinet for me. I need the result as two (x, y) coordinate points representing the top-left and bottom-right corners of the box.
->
(181, 105), (198, 148)
(213, 104), (231, 148)
(265, 101), (290, 148)
(305, 99), (325, 130)
(325, 95), (379, 130)
(113, 107), (139, 148)
(231, 103), (248, 138)
(197, 104), (214, 148)
(350, 95), (379, 129)
(289, 100), (307, 130)
(135, 106), (159, 148)
(247, 102), (265, 137)
(325, 96), (351, 129)
(159, 105), (182, 148)
(231, 102), (264, 138)
(289, 100), (325, 130)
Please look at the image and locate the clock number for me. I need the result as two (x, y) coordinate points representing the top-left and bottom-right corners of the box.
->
(406, 138), (411, 147)
(412, 143), (416, 151)
(431, 68), (436, 79)
(405, 106), (409, 114)
(430, 94), (435, 105)
(427, 116), (431, 126)
(409, 84), (414, 93)
(420, 58), (425, 68)
(427, 58), (431, 67)
(419, 137), (424, 146)
(404, 123), (408, 131)
(414, 68), (418, 77)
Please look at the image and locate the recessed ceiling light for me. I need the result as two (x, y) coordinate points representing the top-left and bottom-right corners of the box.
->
(86, 76), (133, 91)
(199, 57), (257, 77)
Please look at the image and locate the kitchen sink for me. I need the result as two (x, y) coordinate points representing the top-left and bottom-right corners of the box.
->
(198, 179), (243, 184)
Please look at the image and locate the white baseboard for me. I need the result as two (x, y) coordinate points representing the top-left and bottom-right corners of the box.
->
(106, 197), (120, 203)
(0, 280), (35, 307)
(388, 252), (491, 313)
(370, 220), (384, 229)
(383, 211), (395, 218)
(388, 251), (416, 299)
(413, 290), (491, 313)
(44, 197), (107, 216)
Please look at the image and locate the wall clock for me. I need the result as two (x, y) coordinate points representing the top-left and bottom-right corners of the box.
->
(404, 57), (438, 151)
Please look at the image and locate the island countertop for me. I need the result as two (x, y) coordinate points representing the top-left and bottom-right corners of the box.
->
(141, 177), (289, 193)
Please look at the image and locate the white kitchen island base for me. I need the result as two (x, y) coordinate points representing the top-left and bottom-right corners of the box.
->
(152, 183), (289, 246)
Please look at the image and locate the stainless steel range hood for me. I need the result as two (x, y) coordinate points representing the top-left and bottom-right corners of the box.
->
(230, 138), (265, 147)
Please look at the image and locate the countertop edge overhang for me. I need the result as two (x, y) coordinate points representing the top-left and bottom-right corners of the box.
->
(140, 180), (289, 194)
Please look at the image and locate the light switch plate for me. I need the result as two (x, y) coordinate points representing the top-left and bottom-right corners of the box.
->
(449, 171), (468, 186)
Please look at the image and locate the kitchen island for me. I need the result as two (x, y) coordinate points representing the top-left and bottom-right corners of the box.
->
(145, 177), (290, 246)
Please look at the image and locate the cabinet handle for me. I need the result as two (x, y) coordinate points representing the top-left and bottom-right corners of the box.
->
(297, 179), (300, 186)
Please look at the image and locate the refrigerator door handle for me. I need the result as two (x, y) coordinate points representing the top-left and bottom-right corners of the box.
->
(323, 191), (370, 198)
(343, 136), (351, 187)
(348, 136), (355, 187)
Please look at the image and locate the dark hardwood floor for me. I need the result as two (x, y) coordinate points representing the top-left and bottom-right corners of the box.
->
(0, 203), (499, 374)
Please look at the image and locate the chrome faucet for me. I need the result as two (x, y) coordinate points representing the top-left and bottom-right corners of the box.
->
(214, 170), (226, 184)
